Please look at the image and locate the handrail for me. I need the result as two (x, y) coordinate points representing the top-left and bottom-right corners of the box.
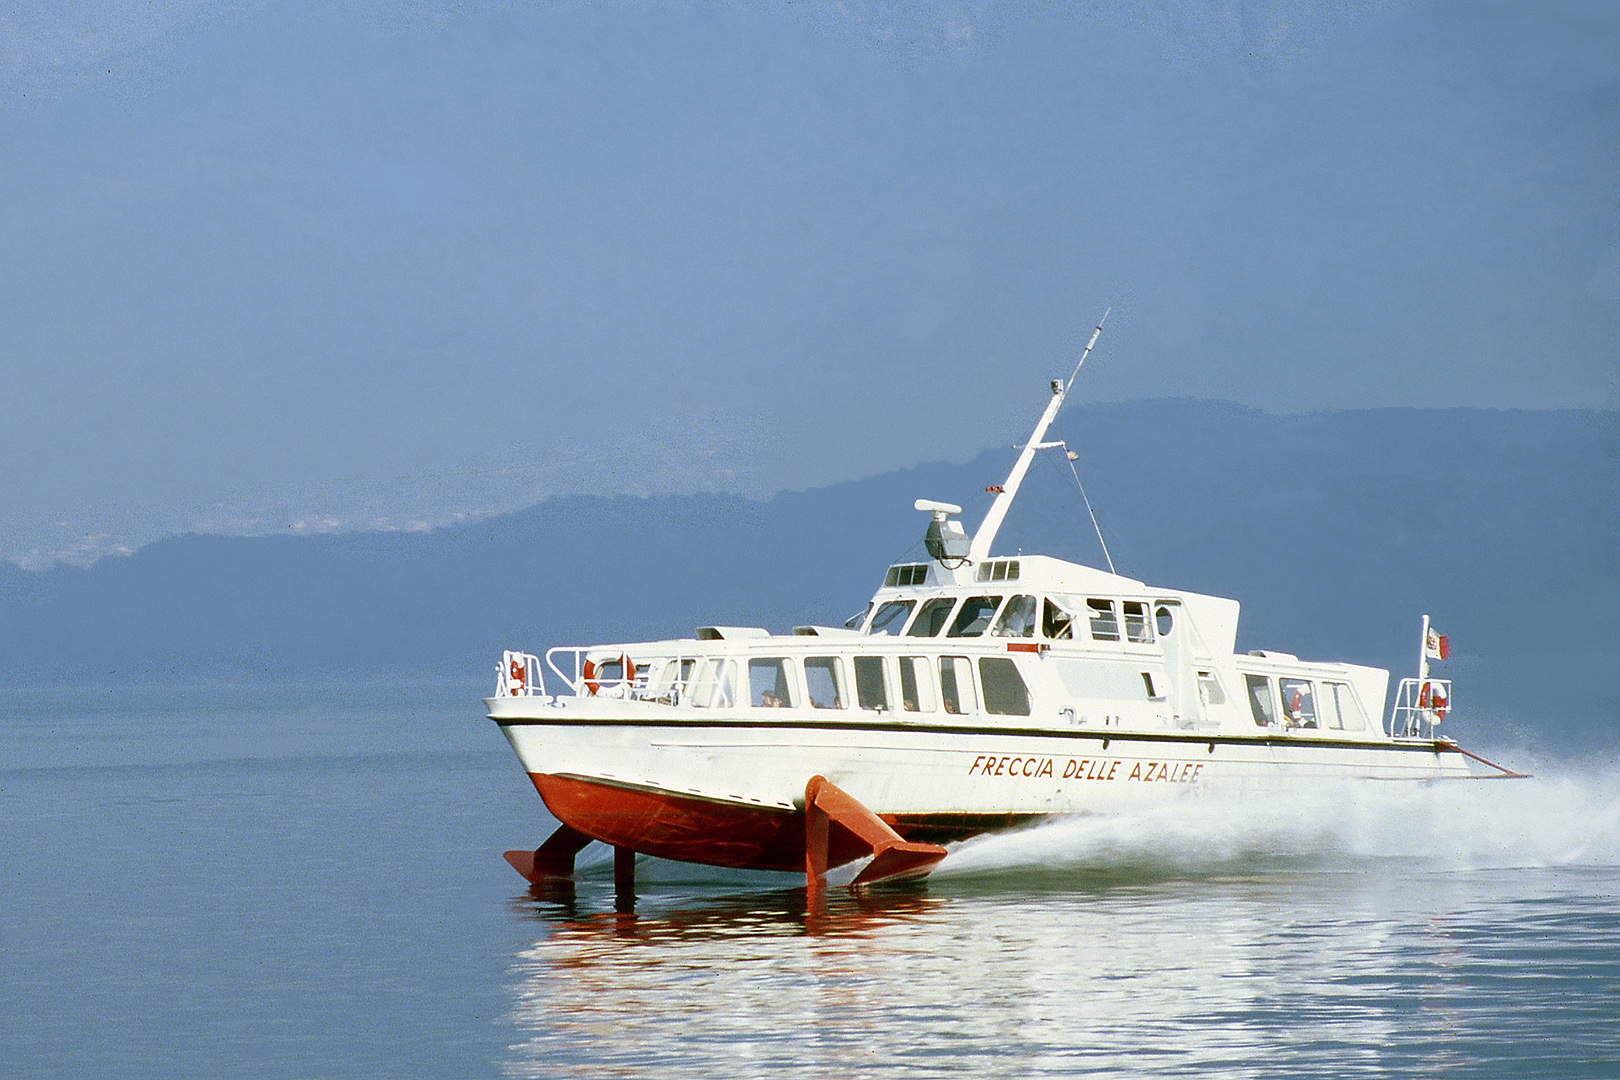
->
(1388, 676), (1451, 739)
(545, 646), (643, 698)
(497, 650), (544, 697)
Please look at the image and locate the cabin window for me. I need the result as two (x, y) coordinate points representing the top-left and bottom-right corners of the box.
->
(691, 659), (738, 709)
(844, 603), (872, 630)
(854, 656), (890, 710)
(1087, 599), (1120, 642)
(650, 658), (696, 704)
(867, 600), (915, 636)
(898, 656), (936, 712)
(1141, 672), (1161, 700)
(1323, 681), (1367, 731)
(908, 597), (957, 637)
(1196, 670), (1226, 706)
(884, 563), (928, 587)
(991, 594), (1038, 638)
(1123, 601), (1154, 644)
(1245, 674), (1277, 727)
(979, 657), (1031, 716)
(1155, 605), (1175, 637)
(975, 559), (1021, 582)
(947, 595), (1003, 637)
(748, 658), (796, 708)
(939, 656), (978, 715)
(1042, 597), (1075, 640)
(804, 657), (846, 709)
(1280, 679), (1318, 728)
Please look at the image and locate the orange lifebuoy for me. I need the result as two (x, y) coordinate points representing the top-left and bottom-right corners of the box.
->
(582, 654), (634, 696)
(508, 657), (526, 693)
(1417, 680), (1448, 721)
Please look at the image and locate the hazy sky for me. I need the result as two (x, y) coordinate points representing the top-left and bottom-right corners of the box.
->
(2, 1), (1614, 567)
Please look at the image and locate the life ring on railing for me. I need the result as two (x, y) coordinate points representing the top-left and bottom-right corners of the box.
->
(1428, 681), (1448, 721)
(508, 657), (526, 694)
(582, 654), (634, 696)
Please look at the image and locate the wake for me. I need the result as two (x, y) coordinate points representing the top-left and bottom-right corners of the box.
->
(936, 751), (1620, 878)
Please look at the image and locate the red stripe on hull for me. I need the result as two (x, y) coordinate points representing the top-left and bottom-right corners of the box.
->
(528, 773), (1032, 873)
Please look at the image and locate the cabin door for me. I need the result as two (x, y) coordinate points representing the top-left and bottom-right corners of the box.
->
(1152, 599), (1203, 727)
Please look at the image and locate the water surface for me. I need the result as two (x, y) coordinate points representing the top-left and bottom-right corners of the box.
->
(3, 683), (1615, 1078)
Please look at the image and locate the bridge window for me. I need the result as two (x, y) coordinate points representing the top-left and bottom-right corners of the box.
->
(947, 595), (1003, 637)
(885, 563), (929, 587)
(1123, 601), (1153, 644)
(908, 597), (957, 637)
(898, 656), (936, 712)
(976, 559), (1021, 582)
(939, 656), (978, 715)
(804, 657), (846, 709)
(1087, 599), (1120, 642)
(979, 657), (1031, 716)
(844, 603), (872, 630)
(748, 658), (796, 708)
(991, 594), (1038, 638)
(1245, 674), (1276, 727)
(867, 600), (915, 636)
(1043, 596), (1075, 640)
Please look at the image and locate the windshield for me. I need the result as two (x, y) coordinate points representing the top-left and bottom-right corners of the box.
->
(866, 600), (915, 636)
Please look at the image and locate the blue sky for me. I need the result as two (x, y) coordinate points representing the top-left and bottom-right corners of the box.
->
(2, 1), (1614, 568)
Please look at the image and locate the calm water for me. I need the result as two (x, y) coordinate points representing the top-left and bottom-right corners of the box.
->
(3, 682), (1616, 1078)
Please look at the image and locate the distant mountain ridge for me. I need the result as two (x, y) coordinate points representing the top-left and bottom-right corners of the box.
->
(2, 401), (1614, 751)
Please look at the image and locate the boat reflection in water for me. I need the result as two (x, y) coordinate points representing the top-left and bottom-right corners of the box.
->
(501, 857), (1612, 1079)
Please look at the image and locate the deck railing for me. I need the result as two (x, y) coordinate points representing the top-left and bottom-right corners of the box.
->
(1388, 677), (1451, 739)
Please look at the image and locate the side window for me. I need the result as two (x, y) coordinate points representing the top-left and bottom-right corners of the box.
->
(651, 658), (695, 704)
(692, 659), (738, 709)
(898, 656), (936, 712)
(1280, 679), (1317, 728)
(867, 600), (915, 636)
(804, 657), (846, 709)
(1042, 596), (1075, 640)
(991, 595), (1038, 638)
(1123, 601), (1154, 643)
(1326, 682), (1367, 731)
(748, 658), (796, 708)
(908, 597), (957, 637)
(1196, 670), (1226, 706)
(1245, 674), (1276, 727)
(853, 656), (890, 710)
(979, 657), (1031, 716)
(1087, 599), (1120, 642)
(947, 595), (1003, 638)
(844, 603), (872, 630)
(939, 656), (978, 715)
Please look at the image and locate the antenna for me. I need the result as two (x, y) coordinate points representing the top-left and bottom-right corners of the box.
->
(967, 309), (1110, 564)
(1065, 307), (1109, 393)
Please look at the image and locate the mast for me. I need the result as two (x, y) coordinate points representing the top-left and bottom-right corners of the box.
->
(966, 313), (1107, 563)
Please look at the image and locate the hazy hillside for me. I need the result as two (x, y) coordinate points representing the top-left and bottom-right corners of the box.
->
(2, 401), (1613, 751)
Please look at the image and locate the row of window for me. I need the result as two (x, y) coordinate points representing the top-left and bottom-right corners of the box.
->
(1242, 674), (1368, 732)
(864, 593), (1165, 645)
(642, 654), (1033, 717)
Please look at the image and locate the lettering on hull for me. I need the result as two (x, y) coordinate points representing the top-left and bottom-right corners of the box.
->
(968, 754), (1205, 785)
